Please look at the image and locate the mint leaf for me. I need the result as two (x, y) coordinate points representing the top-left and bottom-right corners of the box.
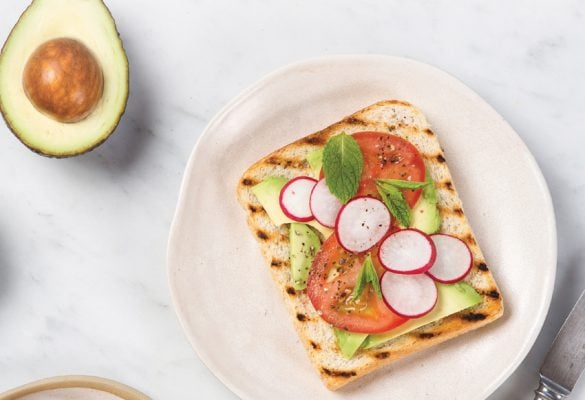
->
(376, 179), (428, 190)
(322, 133), (363, 203)
(365, 255), (383, 299)
(422, 170), (437, 203)
(377, 183), (411, 227)
(353, 263), (367, 300)
(375, 177), (428, 227)
(353, 254), (382, 300)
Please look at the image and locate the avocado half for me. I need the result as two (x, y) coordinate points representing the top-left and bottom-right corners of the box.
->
(0, 0), (129, 158)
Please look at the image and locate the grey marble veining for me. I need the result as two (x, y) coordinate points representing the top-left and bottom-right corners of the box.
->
(0, 0), (584, 398)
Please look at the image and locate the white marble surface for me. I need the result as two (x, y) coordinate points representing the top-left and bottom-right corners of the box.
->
(0, 0), (583, 399)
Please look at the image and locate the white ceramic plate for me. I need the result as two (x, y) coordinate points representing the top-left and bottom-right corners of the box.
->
(167, 55), (556, 400)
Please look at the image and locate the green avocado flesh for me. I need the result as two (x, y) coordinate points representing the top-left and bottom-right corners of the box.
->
(411, 196), (441, 234)
(334, 328), (368, 359)
(306, 149), (323, 175)
(336, 282), (482, 358)
(0, 0), (129, 157)
(289, 223), (321, 290)
(251, 177), (333, 237)
(411, 170), (441, 234)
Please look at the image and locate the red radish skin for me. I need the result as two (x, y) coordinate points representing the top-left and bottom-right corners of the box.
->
(335, 196), (391, 254)
(378, 229), (436, 275)
(279, 177), (317, 222)
(427, 234), (473, 283)
(380, 272), (438, 318)
(309, 179), (343, 228)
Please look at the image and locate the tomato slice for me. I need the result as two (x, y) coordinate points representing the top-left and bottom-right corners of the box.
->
(308, 132), (426, 333)
(353, 131), (426, 207)
(307, 235), (407, 333)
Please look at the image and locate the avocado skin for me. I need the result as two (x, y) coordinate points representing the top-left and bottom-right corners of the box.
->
(1, 105), (127, 158)
(0, 0), (129, 158)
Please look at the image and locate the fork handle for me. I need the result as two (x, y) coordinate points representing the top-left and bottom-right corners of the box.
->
(534, 376), (570, 400)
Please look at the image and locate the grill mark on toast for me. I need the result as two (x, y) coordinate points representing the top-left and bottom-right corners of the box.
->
(386, 99), (412, 107)
(418, 332), (436, 339)
(461, 234), (477, 246)
(484, 290), (500, 299)
(321, 367), (357, 378)
(387, 124), (397, 132)
(248, 204), (261, 213)
(264, 156), (306, 169)
(452, 207), (464, 216)
(241, 178), (256, 186)
(310, 341), (321, 350)
(303, 135), (325, 145)
(374, 351), (390, 359)
(440, 207), (464, 217)
(256, 230), (269, 240)
(477, 262), (489, 271)
(438, 180), (454, 191)
(271, 258), (284, 268)
(265, 156), (281, 165)
(296, 313), (308, 322)
(343, 116), (367, 125)
(462, 312), (487, 322)
(286, 286), (296, 296)
(425, 128), (434, 136)
(423, 153), (447, 164)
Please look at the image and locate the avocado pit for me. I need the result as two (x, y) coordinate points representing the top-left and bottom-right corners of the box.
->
(22, 37), (104, 123)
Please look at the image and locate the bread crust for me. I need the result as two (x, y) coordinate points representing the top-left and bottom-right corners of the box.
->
(236, 100), (504, 390)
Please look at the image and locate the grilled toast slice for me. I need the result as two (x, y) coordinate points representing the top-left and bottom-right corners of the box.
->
(236, 100), (504, 390)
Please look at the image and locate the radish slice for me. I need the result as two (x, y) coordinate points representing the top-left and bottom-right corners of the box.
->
(279, 177), (317, 222)
(378, 229), (436, 274)
(427, 234), (473, 283)
(380, 272), (438, 318)
(309, 179), (343, 228)
(335, 197), (391, 253)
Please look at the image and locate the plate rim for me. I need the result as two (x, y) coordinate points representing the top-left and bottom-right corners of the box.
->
(167, 54), (557, 399)
(0, 375), (150, 400)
